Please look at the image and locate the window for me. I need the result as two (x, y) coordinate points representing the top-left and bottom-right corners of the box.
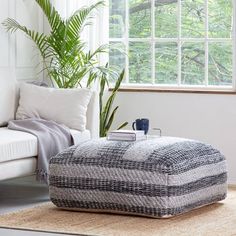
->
(109, 0), (235, 91)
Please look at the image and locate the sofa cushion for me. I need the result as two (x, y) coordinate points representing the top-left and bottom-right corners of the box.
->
(70, 129), (91, 145)
(16, 83), (92, 131)
(0, 127), (38, 163)
(0, 127), (91, 163)
(0, 70), (17, 126)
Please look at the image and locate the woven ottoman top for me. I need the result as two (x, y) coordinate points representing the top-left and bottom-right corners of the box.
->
(49, 137), (227, 218)
(50, 137), (225, 175)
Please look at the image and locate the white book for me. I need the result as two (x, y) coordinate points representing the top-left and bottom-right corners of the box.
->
(107, 130), (146, 141)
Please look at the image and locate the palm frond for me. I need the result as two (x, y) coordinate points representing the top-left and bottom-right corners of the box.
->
(35, 0), (63, 31)
(66, 1), (105, 38)
(2, 18), (49, 61)
(87, 44), (109, 61)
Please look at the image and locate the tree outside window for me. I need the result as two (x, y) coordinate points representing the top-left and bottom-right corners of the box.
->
(109, 0), (234, 89)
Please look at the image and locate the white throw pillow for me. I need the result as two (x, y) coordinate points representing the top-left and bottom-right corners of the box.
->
(16, 83), (92, 131)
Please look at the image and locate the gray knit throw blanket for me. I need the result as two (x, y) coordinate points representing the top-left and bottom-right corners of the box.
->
(8, 118), (73, 183)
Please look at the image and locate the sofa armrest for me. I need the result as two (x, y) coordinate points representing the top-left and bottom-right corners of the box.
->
(86, 91), (99, 138)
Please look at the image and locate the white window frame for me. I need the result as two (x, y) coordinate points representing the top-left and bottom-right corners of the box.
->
(109, 0), (236, 92)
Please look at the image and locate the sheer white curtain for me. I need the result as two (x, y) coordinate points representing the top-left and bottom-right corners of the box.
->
(86, 0), (109, 64)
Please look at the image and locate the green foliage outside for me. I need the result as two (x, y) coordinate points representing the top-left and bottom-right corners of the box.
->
(109, 0), (233, 86)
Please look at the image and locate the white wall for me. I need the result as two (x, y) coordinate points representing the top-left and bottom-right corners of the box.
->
(112, 92), (236, 184)
(0, 0), (43, 82)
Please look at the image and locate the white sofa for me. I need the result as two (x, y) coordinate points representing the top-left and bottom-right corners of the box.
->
(0, 69), (99, 181)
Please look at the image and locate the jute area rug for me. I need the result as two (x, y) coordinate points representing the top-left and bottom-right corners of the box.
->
(0, 189), (236, 236)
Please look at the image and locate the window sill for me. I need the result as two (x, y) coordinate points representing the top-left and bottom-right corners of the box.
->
(109, 86), (236, 95)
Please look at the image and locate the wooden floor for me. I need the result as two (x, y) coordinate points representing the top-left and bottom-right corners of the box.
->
(0, 176), (68, 236)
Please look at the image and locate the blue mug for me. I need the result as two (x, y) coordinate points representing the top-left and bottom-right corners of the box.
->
(132, 118), (149, 135)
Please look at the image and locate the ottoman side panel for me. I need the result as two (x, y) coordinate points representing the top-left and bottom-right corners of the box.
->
(49, 162), (170, 217)
(165, 141), (227, 216)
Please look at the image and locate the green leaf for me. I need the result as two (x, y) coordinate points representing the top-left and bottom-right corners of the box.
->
(66, 1), (105, 38)
(105, 106), (119, 131)
(35, 0), (62, 31)
(99, 68), (127, 137)
(117, 122), (129, 130)
(2, 18), (49, 62)
(103, 69), (125, 126)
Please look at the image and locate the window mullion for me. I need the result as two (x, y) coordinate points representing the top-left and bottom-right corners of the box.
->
(125, 0), (129, 83)
(177, 0), (182, 86)
(151, 0), (155, 85)
(233, 0), (236, 90)
(205, 0), (209, 86)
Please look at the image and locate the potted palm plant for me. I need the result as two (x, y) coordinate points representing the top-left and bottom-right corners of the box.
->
(3, 0), (110, 88)
(2, 0), (127, 135)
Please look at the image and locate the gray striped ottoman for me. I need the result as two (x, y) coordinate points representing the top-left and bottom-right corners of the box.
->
(49, 137), (227, 218)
